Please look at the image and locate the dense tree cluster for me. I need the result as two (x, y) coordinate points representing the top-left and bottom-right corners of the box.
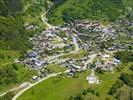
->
(129, 65), (133, 72)
(0, 16), (31, 50)
(0, 63), (36, 89)
(47, 0), (133, 25)
(0, 0), (29, 50)
(120, 73), (133, 87)
(109, 72), (133, 96)
(108, 80), (124, 95)
(0, 0), (22, 16)
(0, 64), (19, 85)
(68, 88), (99, 100)
(114, 51), (133, 63)
(115, 88), (133, 100)
(24, 0), (47, 16)
(0, 0), (37, 51)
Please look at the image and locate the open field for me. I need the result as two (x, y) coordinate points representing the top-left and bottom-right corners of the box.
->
(17, 62), (132, 100)
(17, 70), (118, 100)
(60, 51), (88, 59)
(18, 70), (90, 100)
(47, 64), (66, 73)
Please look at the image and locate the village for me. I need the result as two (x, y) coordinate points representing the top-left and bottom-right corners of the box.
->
(19, 19), (130, 85)
(8, 15), (133, 100)
(1, 1), (133, 99)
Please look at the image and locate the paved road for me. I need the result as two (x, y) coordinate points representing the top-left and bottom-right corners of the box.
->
(82, 54), (97, 70)
(0, 82), (31, 97)
(12, 54), (96, 100)
(43, 34), (80, 63)
(12, 70), (69, 100)
(2, 6), (86, 99)
(72, 35), (80, 52)
(41, 12), (52, 29)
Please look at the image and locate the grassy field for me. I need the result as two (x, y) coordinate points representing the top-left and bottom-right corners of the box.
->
(18, 62), (132, 100)
(88, 72), (121, 100)
(60, 51), (88, 59)
(17, 71), (118, 100)
(18, 70), (90, 100)
(47, 64), (66, 73)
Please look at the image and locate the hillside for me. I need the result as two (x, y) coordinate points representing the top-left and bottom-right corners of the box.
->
(0, 0), (47, 94)
(1, 0), (132, 50)
(0, 0), (133, 99)
(0, 0), (49, 51)
(47, 0), (133, 25)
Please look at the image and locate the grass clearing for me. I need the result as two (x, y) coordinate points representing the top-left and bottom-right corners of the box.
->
(18, 63), (132, 100)
(60, 51), (88, 59)
(18, 70), (119, 100)
(18, 70), (90, 100)
(47, 64), (66, 73)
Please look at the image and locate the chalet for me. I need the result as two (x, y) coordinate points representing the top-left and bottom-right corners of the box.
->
(28, 51), (37, 58)
(86, 69), (100, 84)
(32, 76), (38, 80)
(108, 47), (115, 51)
(67, 71), (74, 77)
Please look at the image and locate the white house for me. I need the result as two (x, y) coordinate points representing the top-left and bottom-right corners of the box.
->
(86, 69), (101, 84)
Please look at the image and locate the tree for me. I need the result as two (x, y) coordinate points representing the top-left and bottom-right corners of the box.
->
(129, 66), (133, 72)
(82, 90), (88, 95)
(120, 73), (133, 87)
(115, 51), (133, 63)
(74, 94), (83, 100)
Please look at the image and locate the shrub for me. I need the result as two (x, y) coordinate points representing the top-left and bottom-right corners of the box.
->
(109, 80), (124, 95)
(82, 90), (88, 95)
(129, 65), (133, 72)
(120, 73), (133, 87)
(74, 94), (83, 100)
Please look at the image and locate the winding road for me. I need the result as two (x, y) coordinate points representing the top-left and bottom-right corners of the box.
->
(12, 70), (70, 100)
(83, 54), (97, 70)
(1, 5), (96, 100)
(11, 8), (81, 100)
(41, 12), (52, 29)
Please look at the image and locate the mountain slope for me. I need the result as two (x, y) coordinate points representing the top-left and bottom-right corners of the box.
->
(47, 0), (133, 25)
(0, 0), (48, 50)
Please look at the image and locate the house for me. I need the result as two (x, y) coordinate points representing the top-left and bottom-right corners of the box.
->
(86, 69), (100, 84)
(113, 58), (121, 65)
(32, 76), (38, 80)
(73, 65), (82, 72)
(102, 54), (110, 58)
(28, 51), (37, 58)
(108, 47), (115, 51)
(87, 75), (98, 84)
(67, 72), (74, 77)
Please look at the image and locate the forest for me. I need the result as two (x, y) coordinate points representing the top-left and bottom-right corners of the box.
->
(0, 0), (48, 50)
(0, 0), (29, 51)
(0, 0), (41, 94)
(47, 0), (133, 25)
(115, 51), (133, 63)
